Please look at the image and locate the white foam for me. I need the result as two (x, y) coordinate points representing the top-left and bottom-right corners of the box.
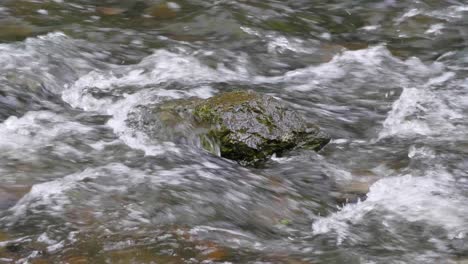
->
(190, 225), (256, 240)
(378, 85), (462, 139)
(46, 240), (65, 253)
(255, 45), (434, 91)
(240, 26), (318, 54)
(37, 233), (57, 245)
(2, 164), (146, 224)
(62, 49), (251, 155)
(107, 87), (216, 155)
(0, 32), (98, 94)
(360, 25), (380, 31)
(425, 23), (444, 35)
(430, 5), (468, 20)
(395, 8), (420, 24)
(0, 111), (92, 154)
(4, 168), (97, 220)
(393, 4), (468, 24)
(426, 72), (455, 86)
(267, 36), (317, 54)
(408, 145), (436, 159)
(313, 171), (468, 244)
(2, 161), (240, 225)
(37, 9), (48, 15)
(378, 88), (432, 137)
(167, 2), (181, 10)
(60, 44), (456, 154)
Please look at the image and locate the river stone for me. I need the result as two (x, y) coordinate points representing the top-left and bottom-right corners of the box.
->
(129, 90), (330, 165)
(193, 90), (329, 165)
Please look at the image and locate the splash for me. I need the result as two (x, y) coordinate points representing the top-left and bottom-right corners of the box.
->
(61, 49), (253, 155)
(312, 170), (468, 244)
(0, 111), (92, 154)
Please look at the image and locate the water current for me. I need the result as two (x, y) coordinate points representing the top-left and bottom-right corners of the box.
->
(0, 0), (468, 263)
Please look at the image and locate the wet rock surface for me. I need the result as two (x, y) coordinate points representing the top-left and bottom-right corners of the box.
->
(193, 90), (330, 165)
(128, 90), (330, 165)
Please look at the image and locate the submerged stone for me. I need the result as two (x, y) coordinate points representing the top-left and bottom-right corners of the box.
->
(0, 20), (35, 42)
(128, 90), (330, 166)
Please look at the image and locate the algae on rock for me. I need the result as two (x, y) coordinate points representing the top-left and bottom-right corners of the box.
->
(192, 90), (330, 165)
(127, 90), (330, 166)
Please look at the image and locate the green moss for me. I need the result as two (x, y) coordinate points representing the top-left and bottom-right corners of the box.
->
(220, 141), (266, 166)
(194, 91), (258, 124)
(256, 115), (276, 133)
(193, 104), (219, 123)
(199, 90), (258, 111)
(216, 132), (298, 167)
(151, 90), (330, 166)
(237, 128), (248, 134)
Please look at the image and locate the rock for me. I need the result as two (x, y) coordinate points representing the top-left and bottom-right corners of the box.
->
(0, 19), (35, 42)
(193, 90), (330, 165)
(128, 90), (330, 166)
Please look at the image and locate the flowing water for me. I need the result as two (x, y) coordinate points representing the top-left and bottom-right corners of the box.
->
(0, 0), (467, 263)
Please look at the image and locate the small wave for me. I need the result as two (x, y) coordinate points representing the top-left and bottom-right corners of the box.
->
(0, 32), (102, 93)
(378, 85), (463, 139)
(312, 170), (468, 245)
(61, 49), (253, 155)
(0, 111), (92, 154)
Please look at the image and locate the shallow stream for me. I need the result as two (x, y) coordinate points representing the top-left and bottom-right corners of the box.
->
(0, 1), (468, 263)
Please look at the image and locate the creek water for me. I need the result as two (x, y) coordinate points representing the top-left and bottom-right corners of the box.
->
(0, 0), (467, 263)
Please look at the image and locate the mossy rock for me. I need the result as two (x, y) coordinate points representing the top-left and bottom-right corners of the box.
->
(127, 90), (330, 166)
(193, 91), (329, 165)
